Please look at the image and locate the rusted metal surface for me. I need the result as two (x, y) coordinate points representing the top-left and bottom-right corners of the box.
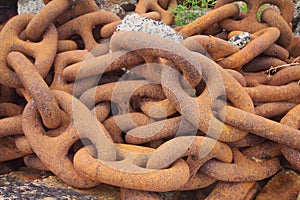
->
(74, 144), (190, 192)
(205, 181), (257, 200)
(0, 0), (299, 198)
(0, 14), (57, 88)
(57, 11), (120, 51)
(179, 4), (240, 37)
(200, 148), (280, 181)
(26, 0), (73, 41)
(215, 0), (294, 33)
(218, 27), (280, 70)
(135, 0), (177, 25)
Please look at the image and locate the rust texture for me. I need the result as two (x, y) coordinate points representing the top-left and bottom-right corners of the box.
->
(215, 0), (294, 33)
(135, 0), (177, 25)
(0, 0), (299, 198)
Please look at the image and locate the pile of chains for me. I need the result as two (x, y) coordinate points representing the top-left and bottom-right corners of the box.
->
(0, 0), (300, 199)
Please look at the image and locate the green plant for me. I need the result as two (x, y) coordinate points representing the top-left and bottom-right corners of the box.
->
(171, 0), (216, 26)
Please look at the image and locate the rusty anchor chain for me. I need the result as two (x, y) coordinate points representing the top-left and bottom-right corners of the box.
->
(0, 0), (300, 198)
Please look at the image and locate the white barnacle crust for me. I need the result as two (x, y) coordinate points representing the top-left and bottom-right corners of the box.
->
(115, 14), (183, 43)
(17, 0), (45, 14)
(228, 32), (251, 49)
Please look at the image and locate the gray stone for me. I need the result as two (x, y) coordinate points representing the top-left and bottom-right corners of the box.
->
(17, 0), (44, 14)
(293, 0), (300, 36)
(116, 13), (183, 43)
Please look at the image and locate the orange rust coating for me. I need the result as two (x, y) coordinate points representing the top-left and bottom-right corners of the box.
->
(62, 51), (143, 82)
(147, 136), (232, 170)
(44, 0), (100, 25)
(218, 27), (280, 70)
(26, 0), (73, 41)
(138, 99), (177, 119)
(200, 148), (280, 181)
(74, 144), (190, 192)
(205, 182), (256, 200)
(161, 53), (254, 142)
(103, 112), (152, 143)
(146, 136), (231, 190)
(280, 104), (300, 169)
(21, 90), (117, 188)
(14, 136), (34, 155)
(110, 31), (202, 87)
(79, 80), (165, 110)
(218, 106), (300, 150)
(0, 116), (23, 138)
(92, 102), (111, 123)
(158, 0), (173, 10)
(242, 72), (270, 87)
(57, 40), (78, 53)
(135, 0), (177, 25)
(179, 4), (239, 37)
(233, 134), (265, 148)
(255, 102), (297, 118)
(0, 14), (57, 88)
(0, 137), (31, 162)
(242, 56), (286, 72)
(0, 103), (23, 117)
(228, 31), (289, 61)
(268, 65), (300, 86)
(287, 37), (300, 58)
(241, 141), (281, 159)
(51, 50), (89, 94)
(245, 82), (300, 103)
(57, 11), (120, 51)
(126, 116), (195, 144)
(225, 69), (246, 86)
(216, 0), (294, 33)
(8, 52), (62, 129)
(261, 8), (293, 48)
(181, 35), (239, 61)
(24, 154), (49, 171)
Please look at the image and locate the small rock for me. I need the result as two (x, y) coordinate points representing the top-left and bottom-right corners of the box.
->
(17, 0), (44, 14)
(116, 13), (183, 43)
(293, 0), (300, 36)
(228, 32), (251, 49)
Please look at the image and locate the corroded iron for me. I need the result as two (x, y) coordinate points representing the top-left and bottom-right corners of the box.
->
(200, 148), (280, 181)
(215, 0), (294, 33)
(8, 52), (62, 129)
(261, 7), (294, 48)
(0, 14), (57, 88)
(205, 181), (257, 200)
(218, 27), (280, 70)
(181, 35), (239, 61)
(280, 104), (300, 170)
(26, 0), (73, 41)
(74, 144), (190, 192)
(242, 56), (286, 72)
(21, 90), (114, 188)
(103, 112), (152, 143)
(179, 4), (240, 37)
(43, 0), (100, 25)
(218, 106), (300, 150)
(245, 82), (300, 103)
(135, 0), (177, 25)
(0, 0), (299, 198)
(126, 116), (195, 145)
(57, 11), (120, 51)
